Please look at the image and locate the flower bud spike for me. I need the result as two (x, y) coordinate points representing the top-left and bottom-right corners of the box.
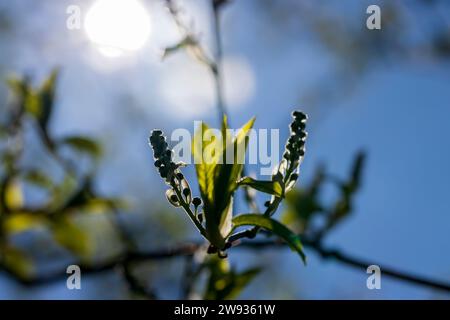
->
(149, 130), (181, 184)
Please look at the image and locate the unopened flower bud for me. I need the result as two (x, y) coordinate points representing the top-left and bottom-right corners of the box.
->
(182, 188), (191, 197)
(192, 197), (202, 207)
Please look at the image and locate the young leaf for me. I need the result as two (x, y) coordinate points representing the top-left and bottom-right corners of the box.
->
(218, 197), (233, 239)
(192, 122), (219, 211)
(326, 151), (366, 231)
(223, 116), (255, 194)
(231, 214), (306, 264)
(203, 257), (260, 300)
(58, 136), (102, 159)
(192, 122), (224, 247)
(211, 117), (255, 244)
(205, 267), (261, 300)
(3, 213), (46, 234)
(1, 246), (35, 280)
(192, 117), (255, 249)
(162, 36), (196, 59)
(7, 77), (29, 115)
(225, 267), (261, 300)
(4, 179), (23, 211)
(237, 177), (283, 197)
(350, 151), (365, 191)
(36, 69), (58, 132)
(52, 217), (91, 257)
(282, 188), (323, 233)
(17, 70), (59, 134)
(21, 170), (54, 190)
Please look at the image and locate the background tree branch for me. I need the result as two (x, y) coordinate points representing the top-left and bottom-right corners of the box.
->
(1, 237), (449, 293)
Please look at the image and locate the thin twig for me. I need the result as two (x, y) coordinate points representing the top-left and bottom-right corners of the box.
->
(209, 0), (261, 215)
(211, 1), (227, 123)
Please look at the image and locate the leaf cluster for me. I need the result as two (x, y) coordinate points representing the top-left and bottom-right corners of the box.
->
(0, 71), (123, 280)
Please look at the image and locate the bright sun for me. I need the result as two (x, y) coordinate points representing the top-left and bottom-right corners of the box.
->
(84, 0), (151, 58)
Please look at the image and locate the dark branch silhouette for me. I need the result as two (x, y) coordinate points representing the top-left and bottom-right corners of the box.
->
(2, 238), (449, 293)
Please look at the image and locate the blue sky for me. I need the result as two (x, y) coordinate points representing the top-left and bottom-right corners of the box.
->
(0, 0), (449, 299)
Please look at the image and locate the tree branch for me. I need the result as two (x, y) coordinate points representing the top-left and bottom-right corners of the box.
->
(1, 239), (449, 293)
(245, 239), (450, 293)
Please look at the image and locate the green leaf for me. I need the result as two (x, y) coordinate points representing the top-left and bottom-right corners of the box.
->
(21, 170), (54, 190)
(7, 77), (29, 116)
(281, 164), (325, 233)
(61, 178), (124, 213)
(1, 246), (35, 280)
(327, 152), (366, 231)
(192, 121), (221, 246)
(7, 77), (27, 97)
(206, 267), (261, 300)
(80, 197), (128, 214)
(237, 177), (283, 197)
(52, 217), (91, 257)
(35, 69), (58, 132)
(192, 122), (220, 211)
(16, 70), (59, 133)
(218, 197), (233, 238)
(46, 174), (78, 212)
(58, 136), (102, 159)
(191, 117), (255, 249)
(282, 188), (323, 233)
(0, 125), (8, 139)
(4, 179), (23, 211)
(350, 151), (365, 191)
(3, 213), (46, 234)
(203, 257), (261, 300)
(212, 117), (255, 243)
(162, 36), (196, 59)
(224, 267), (261, 300)
(231, 214), (306, 264)
(223, 116), (255, 194)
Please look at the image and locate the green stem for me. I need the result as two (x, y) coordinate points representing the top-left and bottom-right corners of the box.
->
(171, 181), (208, 239)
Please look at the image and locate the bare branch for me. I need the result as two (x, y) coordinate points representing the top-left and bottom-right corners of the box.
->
(1, 239), (449, 293)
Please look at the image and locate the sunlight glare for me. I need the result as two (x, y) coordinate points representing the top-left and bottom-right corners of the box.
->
(84, 0), (151, 58)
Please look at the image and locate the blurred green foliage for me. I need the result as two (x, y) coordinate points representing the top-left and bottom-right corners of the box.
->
(203, 257), (260, 300)
(0, 71), (124, 280)
(282, 152), (365, 239)
(0, 66), (367, 300)
(0, 0), (374, 297)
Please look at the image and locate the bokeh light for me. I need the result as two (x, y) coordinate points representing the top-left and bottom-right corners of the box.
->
(84, 0), (151, 57)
